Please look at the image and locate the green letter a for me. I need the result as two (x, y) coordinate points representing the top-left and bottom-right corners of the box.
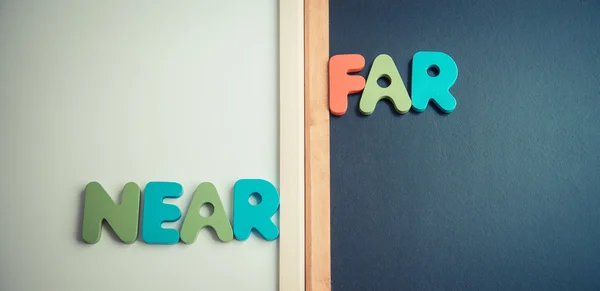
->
(359, 54), (411, 115)
(180, 182), (234, 243)
(81, 182), (141, 244)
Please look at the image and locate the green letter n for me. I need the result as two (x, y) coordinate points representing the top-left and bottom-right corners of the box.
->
(81, 182), (141, 244)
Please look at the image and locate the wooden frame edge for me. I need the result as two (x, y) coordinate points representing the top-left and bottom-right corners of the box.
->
(279, 0), (305, 291)
(304, 0), (331, 290)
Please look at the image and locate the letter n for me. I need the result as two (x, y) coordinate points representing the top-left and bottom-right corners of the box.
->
(81, 182), (141, 244)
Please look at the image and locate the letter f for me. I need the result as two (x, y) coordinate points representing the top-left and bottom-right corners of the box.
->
(329, 54), (366, 116)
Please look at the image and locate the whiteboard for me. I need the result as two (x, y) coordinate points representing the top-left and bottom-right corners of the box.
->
(0, 1), (304, 290)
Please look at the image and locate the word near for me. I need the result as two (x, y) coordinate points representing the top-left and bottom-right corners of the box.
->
(81, 179), (279, 244)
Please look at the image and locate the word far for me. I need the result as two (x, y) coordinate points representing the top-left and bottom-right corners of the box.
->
(81, 179), (279, 244)
(329, 51), (458, 116)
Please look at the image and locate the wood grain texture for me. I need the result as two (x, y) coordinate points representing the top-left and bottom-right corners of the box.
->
(304, 0), (331, 290)
(279, 0), (305, 291)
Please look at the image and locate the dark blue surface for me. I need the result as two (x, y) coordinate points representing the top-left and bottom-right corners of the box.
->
(329, 1), (600, 290)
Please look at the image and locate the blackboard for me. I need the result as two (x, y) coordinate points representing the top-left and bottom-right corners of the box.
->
(329, 1), (600, 290)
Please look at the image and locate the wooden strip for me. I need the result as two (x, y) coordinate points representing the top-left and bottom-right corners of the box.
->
(279, 0), (305, 291)
(304, 0), (331, 290)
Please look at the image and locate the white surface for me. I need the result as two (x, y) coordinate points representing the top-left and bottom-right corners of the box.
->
(0, 1), (279, 290)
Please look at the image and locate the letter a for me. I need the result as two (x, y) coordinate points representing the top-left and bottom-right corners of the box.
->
(180, 182), (234, 243)
(359, 54), (411, 115)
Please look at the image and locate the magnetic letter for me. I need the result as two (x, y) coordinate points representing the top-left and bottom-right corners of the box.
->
(81, 182), (141, 244)
(359, 54), (411, 115)
(180, 182), (234, 243)
(329, 54), (366, 116)
(411, 51), (458, 113)
(233, 179), (280, 241)
(141, 182), (183, 244)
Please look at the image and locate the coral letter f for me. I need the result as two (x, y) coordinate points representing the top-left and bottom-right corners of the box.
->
(329, 54), (366, 116)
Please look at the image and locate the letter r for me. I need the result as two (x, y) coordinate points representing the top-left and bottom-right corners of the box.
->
(411, 51), (458, 113)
